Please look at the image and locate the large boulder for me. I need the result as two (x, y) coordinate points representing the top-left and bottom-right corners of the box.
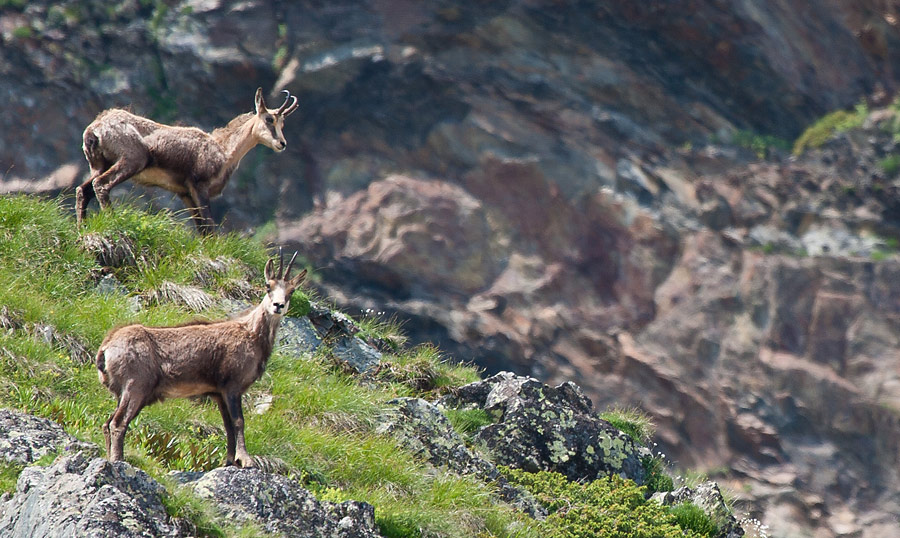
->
(0, 453), (187, 538)
(175, 466), (380, 538)
(440, 372), (649, 484)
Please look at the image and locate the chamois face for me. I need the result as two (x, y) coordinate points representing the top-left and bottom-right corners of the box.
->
(262, 256), (307, 316)
(253, 88), (292, 153)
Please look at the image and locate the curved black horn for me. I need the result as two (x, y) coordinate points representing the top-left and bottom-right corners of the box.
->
(276, 90), (293, 115)
(278, 246), (285, 279)
(285, 251), (299, 279)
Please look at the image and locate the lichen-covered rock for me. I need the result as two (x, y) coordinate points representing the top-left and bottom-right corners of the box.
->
(652, 481), (744, 538)
(0, 453), (186, 538)
(376, 397), (545, 517)
(441, 372), (648, 484)
(278, 315), (323, 356)
(307, 302), (382, 372)
(175, 466), (380, 538)
(0, 408), (98, 465)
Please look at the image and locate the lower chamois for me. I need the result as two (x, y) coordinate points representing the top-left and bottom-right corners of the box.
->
(96, 250), (306, 466)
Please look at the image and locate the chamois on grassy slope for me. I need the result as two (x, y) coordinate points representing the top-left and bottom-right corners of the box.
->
(96, 250), (306, 467)
(76, 88), (299, 234)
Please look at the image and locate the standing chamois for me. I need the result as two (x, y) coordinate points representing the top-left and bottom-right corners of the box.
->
(76, 87), (299, 234)
(96, 250), (306, 467)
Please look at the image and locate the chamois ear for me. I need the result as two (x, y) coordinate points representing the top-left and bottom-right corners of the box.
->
(264, 258), (275, 282)
(254, 87), (266, 114)
(290, 269), (307, 288)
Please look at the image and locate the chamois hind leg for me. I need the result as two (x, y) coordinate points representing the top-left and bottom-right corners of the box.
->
(223, 392), (254, 468)
(92, 156), (148, 211)
(212, 393), (237, 466)
(75, 177), (98, 226)
(106, 382), (148, 462)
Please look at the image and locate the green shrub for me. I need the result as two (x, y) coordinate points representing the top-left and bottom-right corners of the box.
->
(642, 455), (675, 494)
(793, 101), (868, 155)
(502, 468), (706, 538)
(670, 502), (719, 538)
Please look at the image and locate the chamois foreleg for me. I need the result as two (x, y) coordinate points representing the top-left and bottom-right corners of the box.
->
(222, 392), (254, 468)
(212, 393), (237, 466)
(179, 194), (210, 234)
(184, 180), (215, 236)
(106, 381), (149, 462)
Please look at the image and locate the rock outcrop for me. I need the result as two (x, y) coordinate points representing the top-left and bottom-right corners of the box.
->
(440, 372), (649, 484)
(0, 409), (97, 465)
(0, 453), (188, 538)
(174, 467), (381, 538)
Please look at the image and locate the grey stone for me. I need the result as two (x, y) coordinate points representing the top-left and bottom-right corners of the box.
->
(332, 336), (381, 373)
(0, 453), (186, 538)
(95, 274), (129, 296)
(277, 315), (323, 356)
(176, 466), (380, 538)
(0, 409), (98, 465)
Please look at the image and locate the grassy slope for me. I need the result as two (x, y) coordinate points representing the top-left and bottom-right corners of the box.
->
(0, 196), (713, 538)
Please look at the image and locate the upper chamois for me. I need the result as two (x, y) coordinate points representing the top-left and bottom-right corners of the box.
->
(76, 87), (299, 234)
(96, 250), (306, 467)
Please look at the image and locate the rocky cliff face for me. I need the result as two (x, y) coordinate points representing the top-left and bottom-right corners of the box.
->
(3, 1), (900, 536)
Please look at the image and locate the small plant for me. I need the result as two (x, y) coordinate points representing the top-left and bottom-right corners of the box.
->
(793, 101), (868, 155)
(642, 455), (675, 494)
(879, 155), (900, 178)
(12, 25), (32, 39)
(731, 130), (790, 159)
(670, 502), (718, 538)
(600, 406), (655, 444)
(0, 462), (24, 495)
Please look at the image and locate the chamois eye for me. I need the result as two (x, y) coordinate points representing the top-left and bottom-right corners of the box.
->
(265, 116), (274, 124)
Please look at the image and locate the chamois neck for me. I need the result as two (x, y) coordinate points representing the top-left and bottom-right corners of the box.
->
(212, 114), (259, 169)
(240, 303), (283, 350)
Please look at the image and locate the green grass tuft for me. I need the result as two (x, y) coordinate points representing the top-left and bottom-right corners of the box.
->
(444, 407), (494, 438)
(670, 502), (719, 538)
(599, 406), (655, 445)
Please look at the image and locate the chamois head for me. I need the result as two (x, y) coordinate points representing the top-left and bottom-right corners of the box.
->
(262, 249), (307, 316)
(253, 88), (299, 153)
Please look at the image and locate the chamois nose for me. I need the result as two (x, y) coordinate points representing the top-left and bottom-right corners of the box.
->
(276, 141), (286, 150)
(273, 302), (285, 313)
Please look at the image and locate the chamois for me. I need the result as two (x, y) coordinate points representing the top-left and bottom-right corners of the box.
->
(76, 87), (299, 234)
(96, 250), (306, 466)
